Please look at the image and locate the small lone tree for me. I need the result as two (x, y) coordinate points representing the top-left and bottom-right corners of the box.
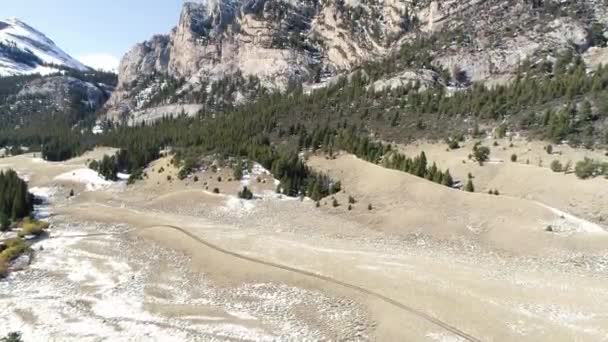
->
(473, 143), (490, 165)
(234, 160), (244, 181)
(238, 186), (254, 200)
(442, 169), (454, 187)
(464, 179), (475, 192)
(510, 154), (517, 162)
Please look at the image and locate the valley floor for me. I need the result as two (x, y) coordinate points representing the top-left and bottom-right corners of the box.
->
(0, 140), (607, 341)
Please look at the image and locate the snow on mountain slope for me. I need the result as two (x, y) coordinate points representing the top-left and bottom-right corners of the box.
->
(0, 17), (89, 76)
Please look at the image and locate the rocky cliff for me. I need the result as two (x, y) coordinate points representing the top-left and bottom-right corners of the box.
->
(0, 74), (113, 129)
(105, 0), (608, 123)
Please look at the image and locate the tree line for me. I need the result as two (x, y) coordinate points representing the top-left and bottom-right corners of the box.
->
(0, 170), (33, 230)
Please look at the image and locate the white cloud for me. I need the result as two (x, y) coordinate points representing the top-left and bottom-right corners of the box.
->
(77, 53), (120, 72)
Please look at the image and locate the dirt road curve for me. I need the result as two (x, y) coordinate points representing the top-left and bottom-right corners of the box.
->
(139, 224), (481, 342)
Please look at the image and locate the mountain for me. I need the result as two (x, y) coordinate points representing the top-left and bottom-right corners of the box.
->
(0, 19), (117, 130)
(0, 17), (89, 76)
(104, 0), (416, 121)
(104, 0), (608, 124)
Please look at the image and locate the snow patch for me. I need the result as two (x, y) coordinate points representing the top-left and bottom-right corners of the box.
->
(426, 332), (467, 342)
(240, 162), (271, 187)
(54, 168), (112, 191)
(539, 203), (607, 235)
(224, 196), (256, 215)
(227, 310), (258, 321)
(117, 172), (130, 181)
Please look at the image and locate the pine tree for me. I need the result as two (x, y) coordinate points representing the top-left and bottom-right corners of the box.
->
(442, 170), (454, 187)
(464, 179), (475, 192)
(0, 212), (9, 232)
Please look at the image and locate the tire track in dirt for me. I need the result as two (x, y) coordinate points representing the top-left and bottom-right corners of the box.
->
(138, 224), (482, 342)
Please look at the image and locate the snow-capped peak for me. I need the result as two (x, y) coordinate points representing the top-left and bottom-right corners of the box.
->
(0, 17), (89, 76)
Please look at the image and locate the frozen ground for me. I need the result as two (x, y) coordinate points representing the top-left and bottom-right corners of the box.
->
(0, 218), (370, 341)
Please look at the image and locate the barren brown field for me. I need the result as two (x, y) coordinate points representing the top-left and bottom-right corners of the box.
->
(1, 144), (607, 341)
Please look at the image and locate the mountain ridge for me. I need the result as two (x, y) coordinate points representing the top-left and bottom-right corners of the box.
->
(0, 17), (89, 76)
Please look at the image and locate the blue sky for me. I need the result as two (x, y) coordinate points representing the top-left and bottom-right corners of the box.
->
(3, 0), (185, 70)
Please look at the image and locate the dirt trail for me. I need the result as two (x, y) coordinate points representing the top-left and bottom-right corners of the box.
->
(51, 223), (481, 342)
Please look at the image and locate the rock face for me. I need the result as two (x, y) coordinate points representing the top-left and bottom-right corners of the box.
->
(1, 75), (112, 127)
(105, 0), (608, 123)
(105, 0), (414, 121)
(18, 76), (109, 111)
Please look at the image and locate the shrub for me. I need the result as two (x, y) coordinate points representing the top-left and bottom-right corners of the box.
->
(332, 198), (339, 207)
(330, 181), (342, 194)
(18, 219), (49, 237)
(238, 186), (254, 200)
(0, 238), (27, 261)
(1, 332), (23, 342)
(447, 139), (460, 150)
(510, 154), (517, 162)
(316, 201), (320, 208)
(127, 168), (144, 185)
(217, 176), (222, 182)
(368, 204), (373, 211)
(574, 158), (607, 179)
(550, 160), (563, 172)
(193, 175), (199, 182)
(167, 175), (172, 182)
(348, 204), (353, 211)
(546, 144), (553, 154)
(348, 195), (356, 204)
(213, 188), (220, 194)
(69, 189), (75, 197)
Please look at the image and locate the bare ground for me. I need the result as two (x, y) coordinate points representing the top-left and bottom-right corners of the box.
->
(1, 146), (607, 341)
